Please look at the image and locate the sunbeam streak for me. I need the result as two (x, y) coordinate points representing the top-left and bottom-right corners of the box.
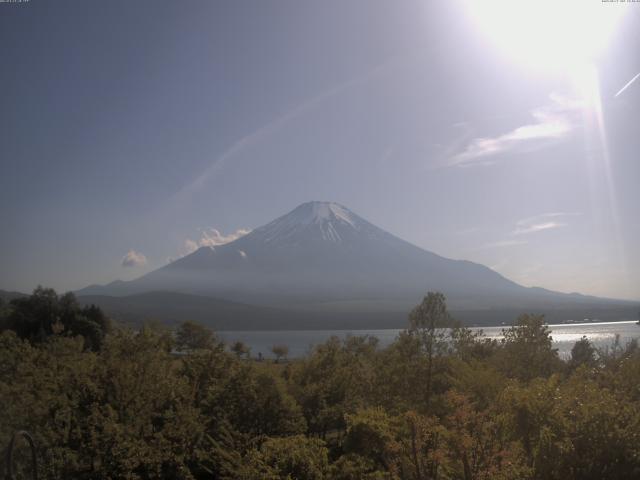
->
(580, 65), (628, 285)
(615, 72), (640, 98)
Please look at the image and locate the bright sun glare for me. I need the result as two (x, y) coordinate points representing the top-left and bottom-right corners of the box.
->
(464, 0), (631, 120)
(465, 0), (629, 278)
(465, 0), (627, 82)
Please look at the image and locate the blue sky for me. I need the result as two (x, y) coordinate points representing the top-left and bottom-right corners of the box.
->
(1, 0), (639, 300)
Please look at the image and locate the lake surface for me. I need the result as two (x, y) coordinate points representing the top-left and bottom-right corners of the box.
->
(218, 321), (640, 359)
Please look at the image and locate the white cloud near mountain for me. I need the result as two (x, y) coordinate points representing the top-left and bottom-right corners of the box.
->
(121, 250), (147, 267)
(449, 93), (582, 166)
(183, 228), (251, 255)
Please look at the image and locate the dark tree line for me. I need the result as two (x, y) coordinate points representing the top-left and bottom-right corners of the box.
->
(1, 288), (640, 479)
(1, 286), (110, 350)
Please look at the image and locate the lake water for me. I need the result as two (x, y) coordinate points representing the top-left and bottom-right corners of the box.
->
(218, 321), (640, 359)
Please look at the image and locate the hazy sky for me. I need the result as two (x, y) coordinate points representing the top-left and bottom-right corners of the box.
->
(1, 0), (639, 300)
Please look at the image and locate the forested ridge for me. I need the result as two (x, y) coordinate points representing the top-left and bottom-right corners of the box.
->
(1, 288), (640, 479)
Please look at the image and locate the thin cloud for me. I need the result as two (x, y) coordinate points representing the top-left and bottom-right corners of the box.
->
(512, 212), (579, 235)
(513, 221), (566, 235)
(472, 213), (577, 255)
(449, 94), (581, 167)
(169, 60), (398, 203)
(436, 121), (476, 165)
(121, 250), (147, 268)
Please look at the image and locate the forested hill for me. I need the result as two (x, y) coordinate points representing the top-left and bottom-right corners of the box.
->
(2, 290), (640, 478)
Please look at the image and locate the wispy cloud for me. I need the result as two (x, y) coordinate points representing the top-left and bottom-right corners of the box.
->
(449, 94), (582, 167)
(169, 60), (397, 203)
(514, 221), (566, 235)
(182, 228), (251, 255)
(477, 213), (579, 252)
(512, 212), (578, 236)
(121, 250), (147, 268)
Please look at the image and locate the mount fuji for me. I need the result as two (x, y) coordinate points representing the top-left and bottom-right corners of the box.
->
(77, 202), (637, 328)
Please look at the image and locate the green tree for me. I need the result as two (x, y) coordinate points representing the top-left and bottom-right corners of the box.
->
(551, 373), (640, 480)
(231, 340), (251, 359)
(175, 320), (216, 351)
(330, 454), (387, 480)
(203, 364), (306, 438)
(408, 292), (453, 408)
(444, 390), (530, 480)
(271, 344), (289, 363)
(343, 407), (395, 472)
(392, 411), (447, 480)
(4, 287), (110, 350)
(6, 286), (59, 342)
(375, 330), (426, 410)
(568, 336), (597, 371)
(238, 436), (329, 480)
(290, 336), (378, 439)
(450, 326), (498, 362)
(496, 314), (562, 382)
(499, 376), (563, 471)
(3, 291), (640, 480)
(88, 327), (204, 479)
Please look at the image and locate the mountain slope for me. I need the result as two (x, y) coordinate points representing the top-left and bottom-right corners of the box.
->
(0, 289), (29, 302)
(77, 201), (637, 325)
(77, 291), (302, 330)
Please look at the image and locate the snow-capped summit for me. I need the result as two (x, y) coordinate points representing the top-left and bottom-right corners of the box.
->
(249, 201), (372, 245)
(293, 201), (357, 227)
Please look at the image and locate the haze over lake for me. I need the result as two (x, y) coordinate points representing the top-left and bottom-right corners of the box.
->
(219, 321), (640, 359)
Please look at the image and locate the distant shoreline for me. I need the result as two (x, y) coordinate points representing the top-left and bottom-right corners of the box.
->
(214, 319), (638, 333)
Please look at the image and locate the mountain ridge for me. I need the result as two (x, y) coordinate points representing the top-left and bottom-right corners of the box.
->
(75, 201), (638, 326)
